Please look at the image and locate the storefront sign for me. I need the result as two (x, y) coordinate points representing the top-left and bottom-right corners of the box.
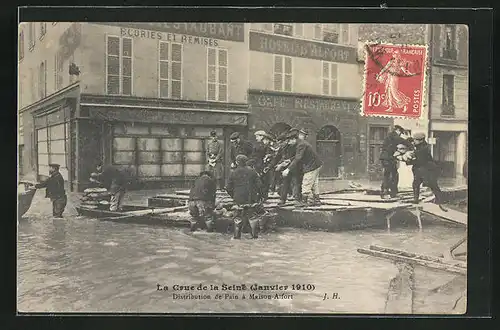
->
(99, 22), (245, 42)
(249, 92), (359, 113)
(87, 107), (247, 127)
(119, 28), (220, 47)
(249, 32), (357, 64)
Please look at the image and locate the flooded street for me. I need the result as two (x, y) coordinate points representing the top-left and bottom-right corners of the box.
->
(18, 191), (466, 313)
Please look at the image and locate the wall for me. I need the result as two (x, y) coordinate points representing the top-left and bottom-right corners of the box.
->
(79, 23), (249, 104)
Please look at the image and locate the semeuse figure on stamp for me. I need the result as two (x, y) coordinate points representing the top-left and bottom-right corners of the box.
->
(188, 171), (217, 232)
(206, 130), (225, 191)
(34, 163), (67, 218)
(226, 154), (263, 239)
(379, 125), (412, 199)
(408, 133), (448, 212)
(375, 50), (414, 113)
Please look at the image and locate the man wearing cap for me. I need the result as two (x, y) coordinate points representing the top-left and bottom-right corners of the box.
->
(251, 130), (274, 200)
(229, 132), (254, 169)
(282, 130), (323, 206)
(379, 125), (411, 198)
(93, 162), (128, 212)
(188, 171), (217, 232)
(34, 163), (67, 218)
(226, 154), (263, 239)
(408, 133), (447, 211)
(294, 128), (309, 200)
(206, 130), (224, 190)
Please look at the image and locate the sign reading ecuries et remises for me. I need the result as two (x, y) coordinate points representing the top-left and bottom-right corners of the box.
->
(118, 28), (220, 47)
(249, 31), (357, 64)
(98, 23), (245, 42)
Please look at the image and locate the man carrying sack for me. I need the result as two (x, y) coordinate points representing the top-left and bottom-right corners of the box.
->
(34, 163), (67, 218)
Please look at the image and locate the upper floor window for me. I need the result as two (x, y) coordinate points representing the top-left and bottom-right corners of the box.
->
(158, 42), (183, 99)
(39, 22), (47, 40)
(313, 24), (350, 44)
(38, 61), (47, 99)
(322, 61), (338, 96)
(294, 23), (304, 38)
(273, 23), (293, 36)
(106, 36), (133, 95)
(442, 74), (455, 116)
(442, 25), (457, 60)
(274, 55), (292, 92)
(28, 23), (35, 51)
(207, 48), (228, 102)
(18, 31), (24, 61)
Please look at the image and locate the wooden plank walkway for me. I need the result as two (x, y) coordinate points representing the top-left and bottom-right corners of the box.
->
(419, 203), (467, 226)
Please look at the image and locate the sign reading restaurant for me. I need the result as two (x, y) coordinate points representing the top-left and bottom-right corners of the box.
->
(249, 31), (357, 64)
(98, 22), (245, 42)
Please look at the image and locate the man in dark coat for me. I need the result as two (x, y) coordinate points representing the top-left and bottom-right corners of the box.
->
(206, 130), (225, 190)
(226, 154), (263, 239)
(93, 162), (128, 212)
(408, 133), (448, 211)
(251, 130), (274, 201)
(229, 132), (254, 169)
(283, 130), (323, 206)
(380, 125), (411, 198)
(35, 163), (67, 218)
(188, 171), (217, 232)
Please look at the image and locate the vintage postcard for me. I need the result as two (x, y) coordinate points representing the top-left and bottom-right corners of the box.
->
(18, 22), (468, 314)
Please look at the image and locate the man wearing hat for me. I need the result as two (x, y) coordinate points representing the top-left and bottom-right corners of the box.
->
(379, 125), (411, 198)
(229, 132), (254, 169)
(282, 130), (323, 206)
(226, 154), (263, 239)
(251, 130), (274, 200)
(409, 133), (447, 211)
(93, 161), (128, 212)
(34, 163), (67, 218)
(206, 130), (225, 191)
(188, 171), (217, 232)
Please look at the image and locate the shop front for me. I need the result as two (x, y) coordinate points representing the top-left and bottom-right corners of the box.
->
(248, 90), (363, 178)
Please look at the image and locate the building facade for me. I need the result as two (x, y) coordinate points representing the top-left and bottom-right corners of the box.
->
(248, 23), (384, 179)
(428, 24), (468, 179)
(18, 22), (250, 191)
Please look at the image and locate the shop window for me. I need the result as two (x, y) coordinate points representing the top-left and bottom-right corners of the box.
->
(368, 126), (389, 165)
(28, 23), (35, 51)
(322, 61), (338, 96)
(36, 123), (69, 180)
(207, 48), (228, 102)
(106, 35), (133, 95)
(273, 23), (293, 36)
(18, 31), (24, 61)
(158, 41), (183, 99)
(274, 55), (292, 92)
(442, 74), (455, 116)
(39, 22), (47, 40)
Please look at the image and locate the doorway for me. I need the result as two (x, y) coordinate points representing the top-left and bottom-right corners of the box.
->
(316, 125), (342, 177)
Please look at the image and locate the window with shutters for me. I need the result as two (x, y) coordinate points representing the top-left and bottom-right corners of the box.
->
(273, 23), (293, 36)
(28, 23), (35, 51)
(274, 55), (292, 92)
(38, 61), (47, 99)
(106, 35), (133, 95)
(158, 42), (183, 99)
(18, 31), (24, 61)
(207, 48), (228, 102)
(54, 51), (64, 90)
(442, 74), (455, 116)
(313, 24), (350, 44)
(442, 25), (458, 60)
(322, 62), (338, 96)
(39, 22), (47, 40)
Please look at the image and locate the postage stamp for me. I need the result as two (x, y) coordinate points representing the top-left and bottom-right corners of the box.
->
(362, 43), (428, 118)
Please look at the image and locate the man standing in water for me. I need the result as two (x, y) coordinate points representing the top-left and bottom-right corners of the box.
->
(188, 171), (217, 232)
(35, 163), (67, 218)
(226, 155), (263, 239)
(409, 133), (448, 212)
(206, 130), (225, 191)
(379, 125), (410, 199)
(93, 162), (128, 212)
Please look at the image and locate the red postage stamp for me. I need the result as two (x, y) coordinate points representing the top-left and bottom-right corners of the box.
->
(362, 43), (428, 118)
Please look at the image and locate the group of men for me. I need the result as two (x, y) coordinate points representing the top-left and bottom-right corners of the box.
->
(380, 125), (448, 211)
(188, 127), (324, 238)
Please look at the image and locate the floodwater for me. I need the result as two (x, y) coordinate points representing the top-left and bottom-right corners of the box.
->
(17, 191), (466, 314)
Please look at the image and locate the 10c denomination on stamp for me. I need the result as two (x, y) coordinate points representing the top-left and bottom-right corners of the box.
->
(362, 43), (428, 118)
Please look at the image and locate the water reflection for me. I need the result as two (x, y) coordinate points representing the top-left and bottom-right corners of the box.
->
(17, 213), (466, 313)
